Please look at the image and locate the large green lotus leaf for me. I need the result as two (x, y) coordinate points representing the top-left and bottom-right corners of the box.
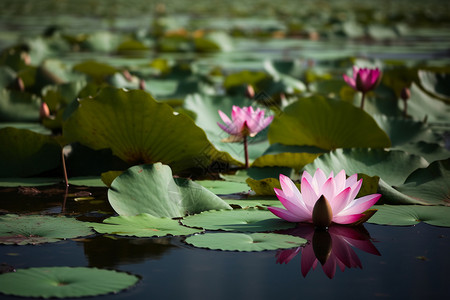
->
(0, 267), (139, 298)
(0, 127), (61, 177)
(303, 148), (429, 186)
(373, 115), (440, 147)
(63, 87), (238, 172)
(68, 176), (105, 187)
(393, 142), (450, 164)
(224, 199), (282, 209)
(185, 232), (306, 252)
(0, 214), (93, 245)
(181, 209), (296, 232)
(223, 70), (270, 94)
(368, 205), (450, 227)
(108, 163), (232, 218)
(196, 180), (250, 195)
(268, 96), (391, 150)
(252, 144), (325, 170)
(418, 70), (450, 102)
(184, 93), (269, 163)
(0, 89), (41, 122)
(0, 177), (60, 187)
(72, 60), (118, 83)
(406, 82), (450, 123)
(0, 122), (51, 134)
(221, 167), (297, 183)
(394, 159), (450, 206)
(92, 214), (203, 237)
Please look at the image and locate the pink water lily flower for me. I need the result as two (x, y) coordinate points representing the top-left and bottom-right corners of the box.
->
(217, 106), (273, 138)
(268, 169), (381, 226)
(343, 66), (381, 110)
(343, 66), (381, 94)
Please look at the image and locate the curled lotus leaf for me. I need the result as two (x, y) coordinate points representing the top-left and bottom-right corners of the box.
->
(63, 87), (237, 173)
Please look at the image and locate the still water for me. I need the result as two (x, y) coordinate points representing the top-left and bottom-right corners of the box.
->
(0, 187), (449, 300)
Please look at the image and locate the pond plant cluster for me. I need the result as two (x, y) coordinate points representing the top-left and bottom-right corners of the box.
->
(0, 0), (449, 298)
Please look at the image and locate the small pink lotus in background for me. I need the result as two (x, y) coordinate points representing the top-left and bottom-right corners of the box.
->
(217, 106), (273, 138)
(268, 169), (381, 227)
(343, 66), (381, 110)
(276, 224), (381, 279)
(217, 106), (273, 168)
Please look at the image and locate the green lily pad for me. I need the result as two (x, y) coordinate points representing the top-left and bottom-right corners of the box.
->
(393, 142), (450, 164)
(63, 87), (237, 173)
(224, 199), (282, 209)
(368, 205), (450, 227)
(0, 122), (52, 135)
(92, 214), (203, 237)
(406, 82), (450, 123)
(268, 95), (391, 150)
(181, 209), (296, 232)
(303, 148), (429, 186)
(0, 214), (93, 245)
(0, 177), (60, 187)
(108, 163), (232, 218)
(196, 180), (250, 195)
(68, 176), (105, 187)
(0, 89), (41, 122)
(72, 60), (118, 83)
(220, 167), (296, 183)
(373, 115), (440, 146)
(418, 70), (450, 102)
(252, 144), (325, 170)
(0, 127), (61, 177)
(394, 159), (450, 206)
(0, 267), (139, 298)
(185, 232), (306, 252)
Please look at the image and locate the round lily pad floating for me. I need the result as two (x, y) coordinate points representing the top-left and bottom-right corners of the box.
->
(181, 209), (297, 232)
(92, 214), (203, 237)
(185, 232), (306, 252)
(368, 205), (450, 227)
(0, 267), (139, 298)
(0, 214), (94, 245)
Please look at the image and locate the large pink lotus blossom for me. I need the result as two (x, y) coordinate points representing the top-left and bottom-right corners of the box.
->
(343, 66), (381, 94)
(217, 106), (273, 138)
(268, 169), (381, 226)
(276, 224), (380, 279)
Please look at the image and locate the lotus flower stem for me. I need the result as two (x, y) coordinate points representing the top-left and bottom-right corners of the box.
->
(243, 135), (249, 169)
(360, 92), (366, 110)
(61, 148), (69, 187)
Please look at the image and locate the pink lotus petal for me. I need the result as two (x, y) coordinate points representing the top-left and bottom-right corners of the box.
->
(329, 187), (351, 216)
(345, 173), (358, 188)
(334, 170), (346, 192)
(300, 177), (318, 212)
(312, 168), (327, 191)
(218, 110), (232, 125)
(338, 193), (381, 216)
(343, 73), (356, 90)
(217, 122), (236, 135)
(267, 207), (309, 223)
(348, 179), (363, 202)
(321, 177), (335, 203)
(274, 189), (310, 219)
(332, 213), (364, 224)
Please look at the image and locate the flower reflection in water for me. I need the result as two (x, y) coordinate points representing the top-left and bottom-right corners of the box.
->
(276, 224), (380, 279)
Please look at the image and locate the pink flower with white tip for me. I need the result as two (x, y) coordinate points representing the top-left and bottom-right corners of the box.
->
(268, 168), (381, 227)
(217, 106), (273, 138)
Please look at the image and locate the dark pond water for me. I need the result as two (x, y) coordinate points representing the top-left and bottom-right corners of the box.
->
(1, 186), (449, 300)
